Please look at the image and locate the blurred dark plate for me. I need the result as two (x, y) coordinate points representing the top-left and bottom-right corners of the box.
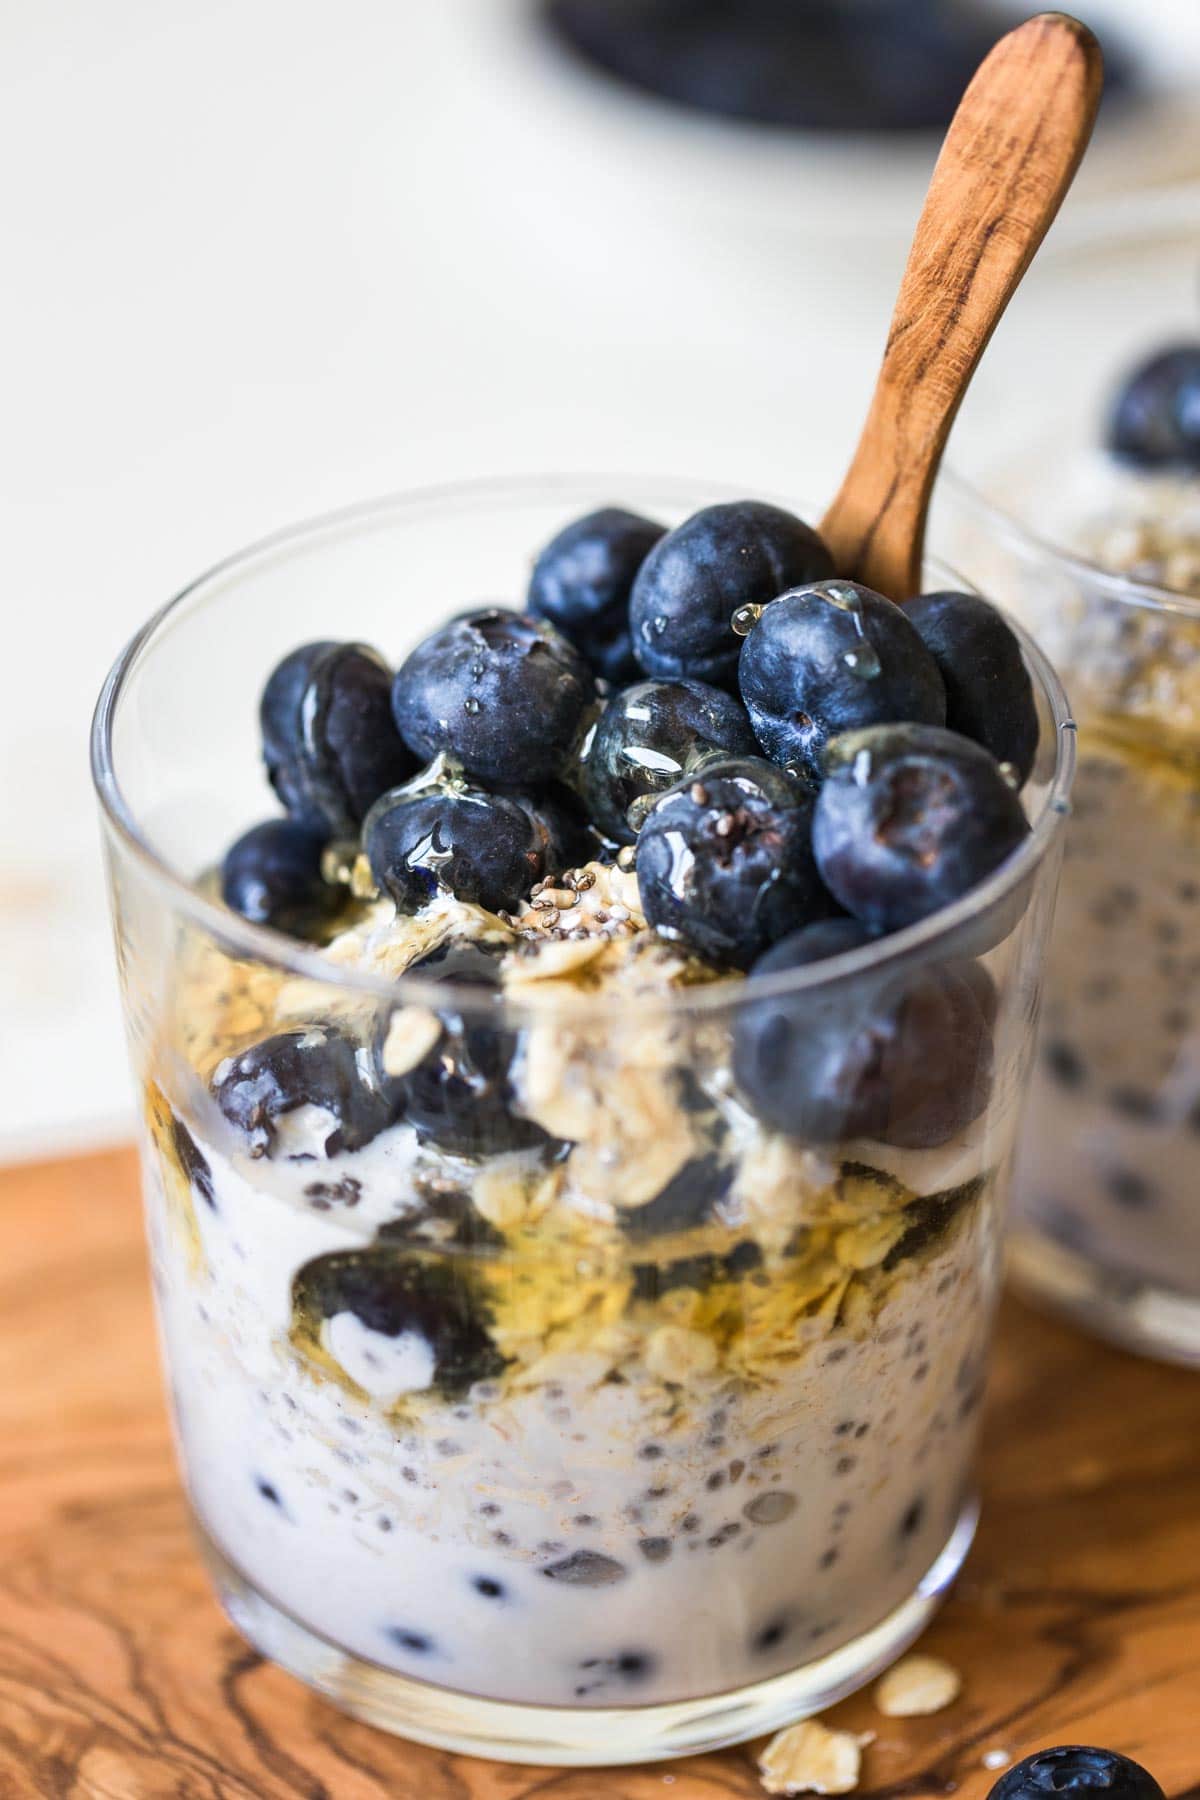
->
(541, 0), (1133, 135)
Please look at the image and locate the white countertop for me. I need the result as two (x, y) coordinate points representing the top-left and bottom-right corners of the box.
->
(3, 0), (1197, 1160)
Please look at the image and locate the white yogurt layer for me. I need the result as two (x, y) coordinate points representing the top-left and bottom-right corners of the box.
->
(145, 866), (1014, 1709)
(146, 1116), (999, 1706)
(1014, 744), (1200, 1296)
(1000, 455), (1200, 1301)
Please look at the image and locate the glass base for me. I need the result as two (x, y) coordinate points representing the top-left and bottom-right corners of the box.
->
(196, 1498), (978, 1766)
(1009, 1230), (1200, 1368)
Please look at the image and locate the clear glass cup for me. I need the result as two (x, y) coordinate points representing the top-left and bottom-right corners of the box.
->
(92, 475), (1074, 1764)
(937, 186), (1200, 1366)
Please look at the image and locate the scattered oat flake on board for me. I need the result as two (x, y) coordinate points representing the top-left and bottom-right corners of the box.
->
(874, 1654), (962, 1717)
(758, 1720), (874, 1795)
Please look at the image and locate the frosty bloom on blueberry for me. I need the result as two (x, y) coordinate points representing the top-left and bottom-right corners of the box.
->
(391, 608), (596, 786)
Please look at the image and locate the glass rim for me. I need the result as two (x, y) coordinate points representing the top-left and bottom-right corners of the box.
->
(943, 178), (1200, 624)
(941, 464), (1200, 624)
(90, 470), (1077, 1019)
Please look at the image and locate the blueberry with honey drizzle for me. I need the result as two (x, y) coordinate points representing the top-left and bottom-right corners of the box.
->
(260, 640), (415, 837)
(738, 580), (946, 779)
(636, 757), (836, 970)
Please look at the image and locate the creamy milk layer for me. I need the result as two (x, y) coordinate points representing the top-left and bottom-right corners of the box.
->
(146, 1113), (996, 1707)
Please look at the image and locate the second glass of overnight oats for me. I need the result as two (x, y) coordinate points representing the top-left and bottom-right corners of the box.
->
(92, 477), (1073, 1763)
(939, 189), (1200, 1364)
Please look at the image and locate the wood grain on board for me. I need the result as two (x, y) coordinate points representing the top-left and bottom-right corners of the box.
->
(1, 1145), (1197, 1800)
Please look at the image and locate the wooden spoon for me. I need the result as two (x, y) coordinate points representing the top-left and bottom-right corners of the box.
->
(820, 11), (1103, 601)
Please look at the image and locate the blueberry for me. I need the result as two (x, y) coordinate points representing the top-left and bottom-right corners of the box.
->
(292, 1245), (506, 1400)
(1106, 343), (1200, 469)
(509, 785), (600, 875)
(987, 1749), (1165, 1800)
(754, 916), (872, 968)
(221, 818), (338, 937)
(738, 580), (946, 776)
(813, 724), (1029, 934)
(528, 506), (666, 683)
(905, 590), (1039, 785)
(392, 609), (596, 786)
(377, 940), (548, 1156)
(169, 1110), (216, 1210)
(733, 926), (994, 1147)
(581, 678), (758, 844)
(260, 640), (337, 823)
(260, 642), (416, 836)
(620, 1151), (733, 1239)
(364, 785), (543, 914)
(213, 1028), (395, 1158)
(630, 501), (834, 690)
(636, 757), (835, 970)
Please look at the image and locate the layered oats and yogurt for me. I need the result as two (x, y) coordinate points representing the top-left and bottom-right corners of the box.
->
(146, 869), (1002, 1706)
(987, 355), (1200, 1323)
(114, 492), (1059, 1718)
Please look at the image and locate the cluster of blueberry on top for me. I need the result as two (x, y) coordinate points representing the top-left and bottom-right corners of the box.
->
(216, 496), (1039, 1160)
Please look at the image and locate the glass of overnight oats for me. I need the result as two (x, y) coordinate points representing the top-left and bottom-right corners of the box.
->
(92, 476), (1073, 1763)
(938, 189), (1200, 1365)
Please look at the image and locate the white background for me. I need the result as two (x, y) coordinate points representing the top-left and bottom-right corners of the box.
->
(3, 0), (1198, 1159)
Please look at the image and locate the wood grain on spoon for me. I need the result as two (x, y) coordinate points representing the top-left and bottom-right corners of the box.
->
(820, 11), (1103, 601)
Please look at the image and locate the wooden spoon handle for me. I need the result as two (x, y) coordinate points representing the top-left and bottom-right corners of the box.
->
(820, 11), (1103, 600)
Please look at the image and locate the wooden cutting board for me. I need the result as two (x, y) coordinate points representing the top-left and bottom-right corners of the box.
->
(1, 1146), (1198, 1800)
